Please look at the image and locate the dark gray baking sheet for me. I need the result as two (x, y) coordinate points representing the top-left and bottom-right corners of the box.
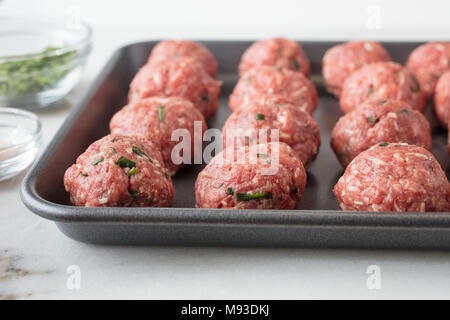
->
(21, 41), (450, 248)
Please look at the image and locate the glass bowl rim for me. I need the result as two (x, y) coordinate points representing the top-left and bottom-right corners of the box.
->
(0, 107), (42, 151)
(0, 15), (93, 62)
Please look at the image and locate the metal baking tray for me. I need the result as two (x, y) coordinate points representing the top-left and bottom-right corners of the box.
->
(21, 41), (450, 248)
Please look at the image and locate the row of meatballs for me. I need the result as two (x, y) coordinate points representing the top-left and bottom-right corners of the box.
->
(323, 41), (450, 211)
(197, 38), (449, 211)
(197, 38), (320, 209)
(64, 40), (222, 206)
(64, 38), (449, 211)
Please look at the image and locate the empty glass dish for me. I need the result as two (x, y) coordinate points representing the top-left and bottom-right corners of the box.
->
(0, 107), (42, 181)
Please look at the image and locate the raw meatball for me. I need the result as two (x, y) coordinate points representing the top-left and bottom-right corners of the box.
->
(434, 69), (450, 127)
(333, 143), (450, 212)
(406, 42), (450, 98)
(195, 142), (306, 209)
(222, 100), (320, 167)
(331, 98), (431, 167)
(229, 66), (318, 114)
(322, 41), (391, 97)
(239, 38), (310, 76)
(64, 135), (174, 207)
(147, 40), (218, 78)
(110, 97), (207, 175)
(340, 62), (426, 113)
(129, 57), (221, 118)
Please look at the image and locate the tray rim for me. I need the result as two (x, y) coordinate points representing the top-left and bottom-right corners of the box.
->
(20, 39), (450, 229)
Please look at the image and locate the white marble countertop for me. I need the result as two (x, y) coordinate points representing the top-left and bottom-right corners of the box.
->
(1, 0), (450, 300)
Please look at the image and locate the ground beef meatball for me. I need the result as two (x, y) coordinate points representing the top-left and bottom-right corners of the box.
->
(129, 57), (221, 118)
(406, 42), (450, 98)
(331, 98), (431, 167)
(239, 38), (310, 76)
(340, 62), (426, 113)
(434, 69), (450, 127)
(229, 66), (318, 114)
(322, 41), (391, 97)
(333, 143), (450, 212)
(147, 40), (218, 78)
(110, 97), (207, 176)
(195, 142), (306, 209)
(64, 135), (174, 207)
(222, 100), (320, 167)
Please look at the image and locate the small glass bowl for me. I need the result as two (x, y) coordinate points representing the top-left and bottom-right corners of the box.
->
(0, 16), (92, 109)
(0, 107), (42, 181)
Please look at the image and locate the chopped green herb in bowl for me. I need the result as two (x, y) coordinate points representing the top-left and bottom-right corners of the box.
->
(0, 47), (78, 96)
(0, 17), (92, 109)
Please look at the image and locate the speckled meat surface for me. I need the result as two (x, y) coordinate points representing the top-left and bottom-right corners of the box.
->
(331, 98), (431, 167)
(110, 97), (207, 176)
(147, 40), (218, 78)
(434, 69), (450, 127)
(229, 66), (318, 114)
(406, 42), (450, 98)
(333, 143), (450, 212)
(322, 41), (391, 97)
(129, 56), (221, 118)
(222, 99), (320, 167)
(239, 38), (310, 76)
(340, 62), (426, 113)
(64, 135), (174, 207)
(195, 142), (306, 209)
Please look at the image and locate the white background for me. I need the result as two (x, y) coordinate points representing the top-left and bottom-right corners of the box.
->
(1, 0), (450, 299)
